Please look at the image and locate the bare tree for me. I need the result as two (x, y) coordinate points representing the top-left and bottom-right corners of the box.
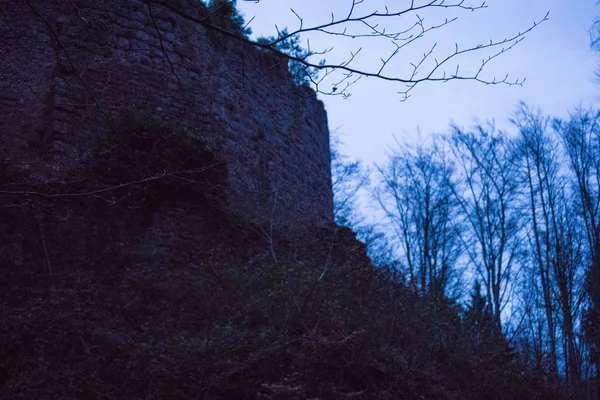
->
(374, 138), (463, 297)
(514, 104), (559, 378)
(555, 108), (600, 390)
(447, 124), (522, 331)
(331, 132), (370, 228)
(591, 2), (600, 81)
(330, 134), (401, 269)
(513, 103), (585, 383)
(355, 223), (401, 269)
(515, 266), (547, 372)
(150, 0), (549, 99)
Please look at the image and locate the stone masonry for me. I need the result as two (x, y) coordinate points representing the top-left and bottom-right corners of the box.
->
(0, 0), (334, 229)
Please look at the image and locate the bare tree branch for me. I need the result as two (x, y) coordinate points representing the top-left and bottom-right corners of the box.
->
(144, 0), (549, 99)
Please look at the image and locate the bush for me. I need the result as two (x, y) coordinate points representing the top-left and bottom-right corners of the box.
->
(202, 0), (320, 87)
(90, 110), (226, 210)
(256, 29), (322, 87)
(206, 0), (252, 37)
(1, 221), (575, 399)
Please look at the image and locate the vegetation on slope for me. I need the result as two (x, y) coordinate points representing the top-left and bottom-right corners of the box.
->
(1, 165), (571, 400)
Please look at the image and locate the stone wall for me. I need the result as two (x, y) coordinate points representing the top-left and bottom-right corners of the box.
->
(0, 0), (333, 229)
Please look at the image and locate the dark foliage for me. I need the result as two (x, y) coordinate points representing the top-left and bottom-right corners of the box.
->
(90, 110), (226, 210)
(256, 30), (322, 87)
(1, 211), (572, 399)
(206, 0), (252, 37)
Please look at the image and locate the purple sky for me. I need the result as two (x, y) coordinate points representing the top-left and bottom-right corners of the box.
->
(238, 0), (600, 165)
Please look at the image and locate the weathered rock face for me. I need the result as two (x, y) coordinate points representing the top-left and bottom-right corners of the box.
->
(0, 0), (333, 229)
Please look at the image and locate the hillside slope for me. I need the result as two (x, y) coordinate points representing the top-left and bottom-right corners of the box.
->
(1, 184), (569, 399)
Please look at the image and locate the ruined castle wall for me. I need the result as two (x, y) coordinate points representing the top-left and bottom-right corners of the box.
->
(0, 0), (333, 228)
